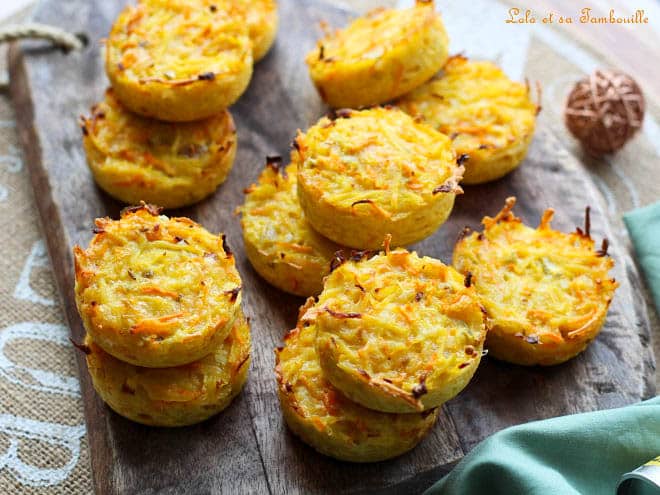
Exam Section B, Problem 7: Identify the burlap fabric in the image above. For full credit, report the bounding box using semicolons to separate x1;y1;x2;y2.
0;0;657;493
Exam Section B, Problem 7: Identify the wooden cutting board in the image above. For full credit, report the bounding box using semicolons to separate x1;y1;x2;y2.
8;0;655;493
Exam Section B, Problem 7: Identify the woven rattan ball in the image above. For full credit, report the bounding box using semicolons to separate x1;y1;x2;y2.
564;70;645;156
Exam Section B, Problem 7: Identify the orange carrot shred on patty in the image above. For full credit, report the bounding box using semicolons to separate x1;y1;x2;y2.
130;312;188;336
140;286;180;299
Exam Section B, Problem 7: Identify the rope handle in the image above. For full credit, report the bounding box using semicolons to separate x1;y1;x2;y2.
0;23;87;52
0;23;86;90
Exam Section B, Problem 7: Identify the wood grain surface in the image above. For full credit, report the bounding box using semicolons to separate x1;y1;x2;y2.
8;0;655;493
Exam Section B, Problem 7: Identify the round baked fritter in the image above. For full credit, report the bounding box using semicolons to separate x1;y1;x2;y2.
81;89;237;209
306;1;448;108
183;0;278;63
240;160;341;297
74;204;242;368
106;0;253;122
86;313;251;427
452;197;618;366
294;107;463;249
275;302;438;462
396;56;539;184
242;0;279;62
307;247;487;413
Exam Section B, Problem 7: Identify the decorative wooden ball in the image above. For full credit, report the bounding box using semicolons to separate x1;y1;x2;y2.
564;70;645;156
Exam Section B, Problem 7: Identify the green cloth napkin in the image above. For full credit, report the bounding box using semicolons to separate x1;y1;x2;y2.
624;201;660;314
425;397;660;495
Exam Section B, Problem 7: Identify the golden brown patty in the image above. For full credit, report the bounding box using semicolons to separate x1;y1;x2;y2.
242;0;279;61
240;160;341;296
306;1;448;108
81;89;236;209
177;0;279;62
308;246;487;413
275;300;438;462
105;0;253;121
86;313;251;426
294;107;463;249
74;204;242;368
396;55;539;184
453;197;618;365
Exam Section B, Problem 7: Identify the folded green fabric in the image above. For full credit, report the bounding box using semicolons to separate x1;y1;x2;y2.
624;201;660;314
425;397;660;495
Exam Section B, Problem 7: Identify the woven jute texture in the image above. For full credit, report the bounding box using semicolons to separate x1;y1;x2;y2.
0;0;657;493
0;94;91;493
